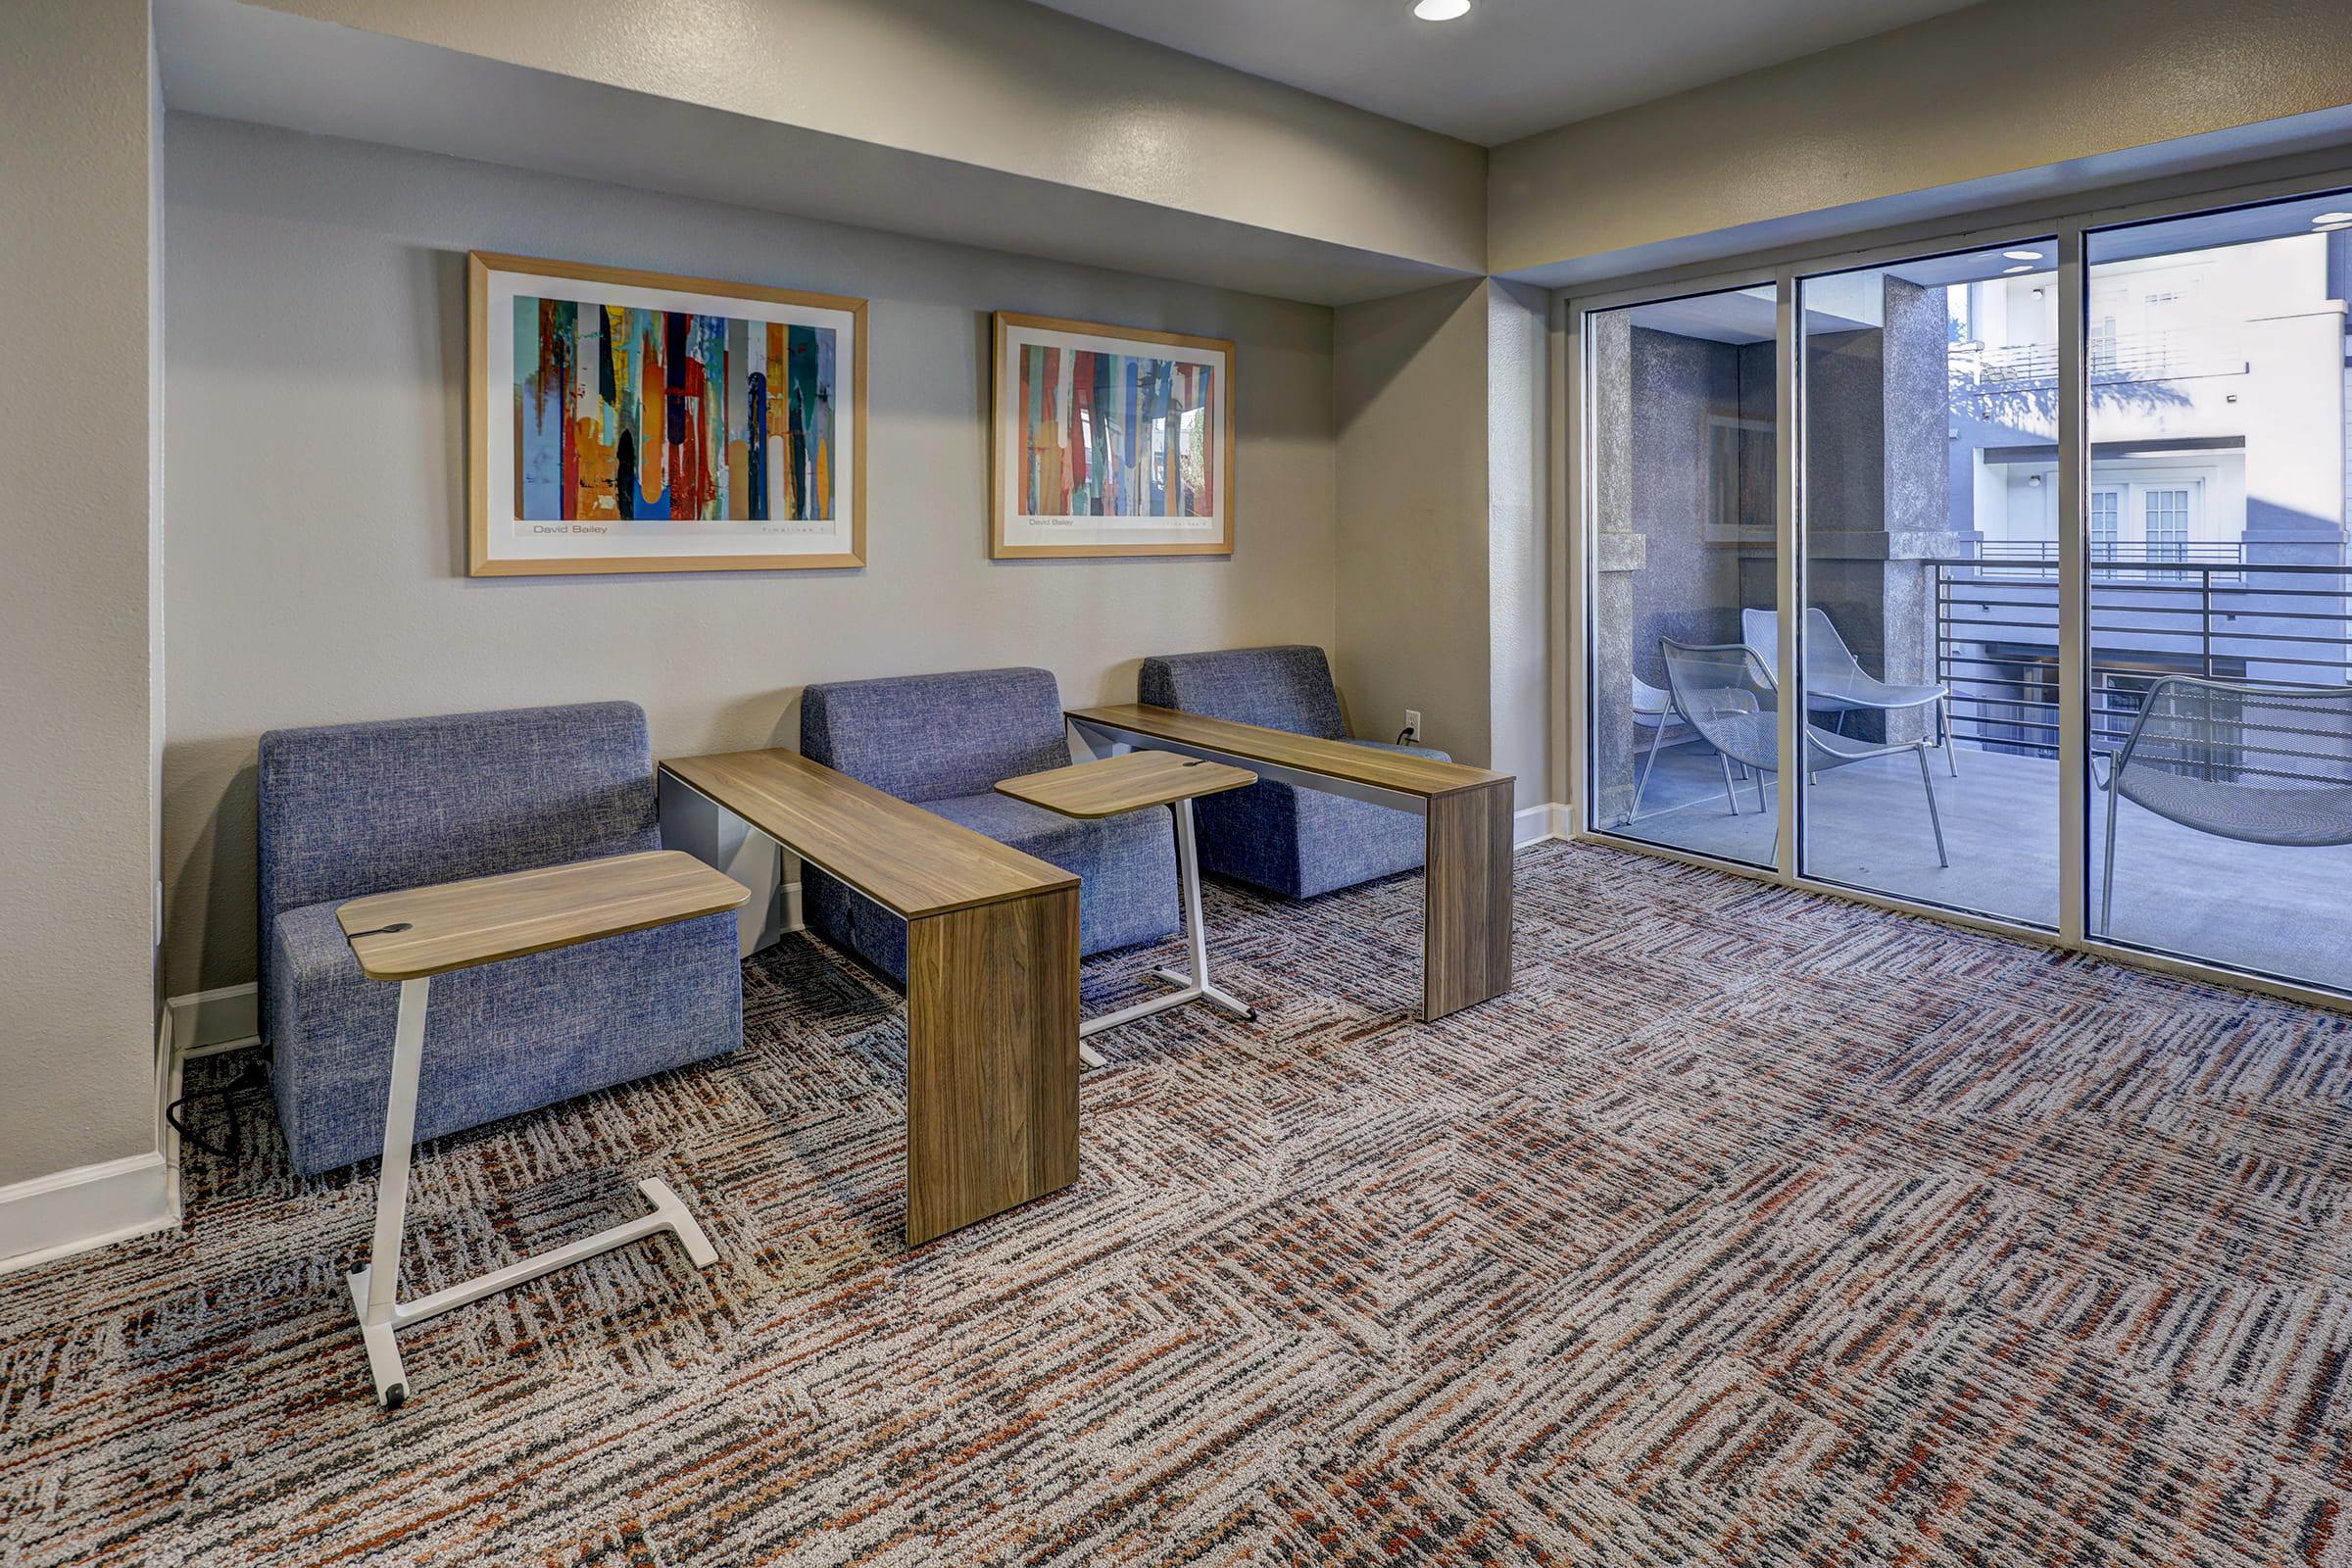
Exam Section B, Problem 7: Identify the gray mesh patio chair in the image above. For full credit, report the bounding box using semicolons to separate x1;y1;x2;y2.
1629;673;1758;823
2096;676;2352;936
1742;608;1958;776
1661;637;1949;867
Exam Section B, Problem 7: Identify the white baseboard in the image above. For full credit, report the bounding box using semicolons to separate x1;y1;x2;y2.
1514;802;1571;847
0;979;181;1277
0;1152;174;1278
169;981;261;1058
0;977;275;1279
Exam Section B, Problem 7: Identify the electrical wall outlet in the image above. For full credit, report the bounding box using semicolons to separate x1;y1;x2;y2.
1403;710;1423;735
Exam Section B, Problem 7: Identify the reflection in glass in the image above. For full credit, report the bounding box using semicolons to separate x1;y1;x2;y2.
1796;243;2061;925
2086;195;2352;991
1586;286;1780;868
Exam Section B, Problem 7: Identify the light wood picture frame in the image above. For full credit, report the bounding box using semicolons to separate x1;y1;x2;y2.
468;252;867;576
990;312;1235;560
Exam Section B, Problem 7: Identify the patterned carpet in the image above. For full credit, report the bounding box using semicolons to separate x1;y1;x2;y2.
6;838;2352;1566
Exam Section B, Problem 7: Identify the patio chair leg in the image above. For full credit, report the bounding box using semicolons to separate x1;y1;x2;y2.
1941;696;1960;776
1912;746;1949;868
1719;753;1741;816
2099;780;2120;937
1753;768;1768;814
1629;722;1661;824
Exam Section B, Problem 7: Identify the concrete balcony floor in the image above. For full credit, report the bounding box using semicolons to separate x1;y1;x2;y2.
1601;737;2352;994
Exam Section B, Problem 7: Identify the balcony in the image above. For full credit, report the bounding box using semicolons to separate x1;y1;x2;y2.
1609;548;2352;991
1936;550;2352;759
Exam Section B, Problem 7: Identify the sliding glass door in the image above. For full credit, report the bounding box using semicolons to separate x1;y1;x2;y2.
2083;191;2352;992
1795;240;2061;927
1582;285;1781;869
1574;169;2352;1004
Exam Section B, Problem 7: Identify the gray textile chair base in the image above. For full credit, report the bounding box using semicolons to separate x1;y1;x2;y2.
257;703;744;1176
799;667;1179;979
1138;645;1444;899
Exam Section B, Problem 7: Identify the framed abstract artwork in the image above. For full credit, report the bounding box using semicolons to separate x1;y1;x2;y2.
990;313;1235;559
468;252;866;575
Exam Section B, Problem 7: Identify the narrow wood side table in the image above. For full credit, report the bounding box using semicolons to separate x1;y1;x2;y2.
334;849;750;1407
997;751;1257;1067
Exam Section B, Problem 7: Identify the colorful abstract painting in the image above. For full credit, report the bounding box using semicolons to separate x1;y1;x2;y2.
993;314;1234;559
471;254;864;575
1016;346;1214;519
514;302;836;524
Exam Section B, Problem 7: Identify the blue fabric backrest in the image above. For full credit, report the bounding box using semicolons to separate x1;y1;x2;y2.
257;702;660;940
801;667;1070;803
1138;647;1349;741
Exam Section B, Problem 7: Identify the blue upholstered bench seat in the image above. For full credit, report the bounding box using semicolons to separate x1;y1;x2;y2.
805;790;1178;983
259;702;744;1176
800;667;1179;983
1140;647;1448;901
268;896;742;1176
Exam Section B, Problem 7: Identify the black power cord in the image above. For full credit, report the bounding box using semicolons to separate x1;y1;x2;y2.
1396;724;1418;746
166;1053;272;1159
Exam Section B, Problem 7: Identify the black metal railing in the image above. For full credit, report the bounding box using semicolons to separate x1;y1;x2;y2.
1972;539;2245;580
1933;555;2352;759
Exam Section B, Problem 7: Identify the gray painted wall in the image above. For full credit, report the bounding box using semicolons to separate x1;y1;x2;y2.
162;114;1341;996
1332;281;1494;770
1331;278;1551;811
1486;280;1551;805
229;0;1486;277
0;0;162;1190
1491;0;2352;279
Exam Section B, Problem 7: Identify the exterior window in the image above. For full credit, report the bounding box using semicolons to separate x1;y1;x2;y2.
2090;489;2120;560
2144;487;2189;575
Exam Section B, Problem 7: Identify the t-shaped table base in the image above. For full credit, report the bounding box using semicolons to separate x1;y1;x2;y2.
346;975;722;1408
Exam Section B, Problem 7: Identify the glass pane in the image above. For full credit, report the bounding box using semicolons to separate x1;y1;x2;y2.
2085;192;2352;992
1795;241;2062;926
1584;285;1781;869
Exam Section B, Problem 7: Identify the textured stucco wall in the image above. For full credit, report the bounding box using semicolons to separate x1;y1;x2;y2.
1624;327;1748;683
0;0;162;1189
162;115;1340;995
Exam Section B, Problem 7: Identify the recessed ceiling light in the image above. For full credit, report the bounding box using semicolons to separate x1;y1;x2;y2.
2311;212;2352;224
1413;0;1471;18
2002;265;2034;274
2002;250;2044;262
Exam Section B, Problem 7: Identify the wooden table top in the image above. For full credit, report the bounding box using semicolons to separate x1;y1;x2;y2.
336;850;750;983
661;748;1077;919
996;750;1257;818
1064;705;1511;800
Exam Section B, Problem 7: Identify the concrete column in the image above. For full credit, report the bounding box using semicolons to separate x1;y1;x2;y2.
1587;310;1643;822
1802;277;1966;743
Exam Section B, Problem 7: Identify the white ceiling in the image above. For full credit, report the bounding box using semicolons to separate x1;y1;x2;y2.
1028;0;1983;147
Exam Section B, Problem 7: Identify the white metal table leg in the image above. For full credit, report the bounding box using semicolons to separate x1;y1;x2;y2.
1080;797;1255;1063
344;975;721;1408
